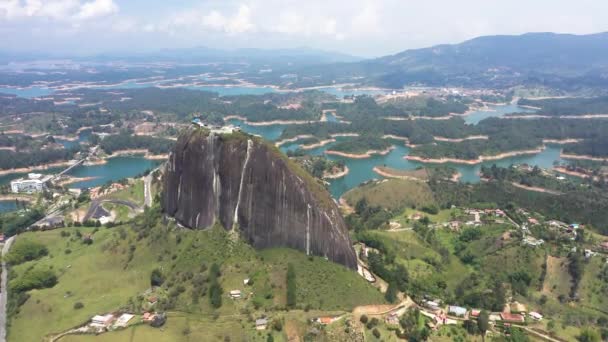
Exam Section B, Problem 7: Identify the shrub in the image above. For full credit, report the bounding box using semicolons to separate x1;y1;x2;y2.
372;328;381;338
150;268;165;287
273;320;283;332
73;302;84;310
360;315;369;324
6;240;48;265
10;268;57;292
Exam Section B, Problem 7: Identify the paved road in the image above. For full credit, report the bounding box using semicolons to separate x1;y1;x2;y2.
144;173;153;208
83;199;140;222
0;236;16;342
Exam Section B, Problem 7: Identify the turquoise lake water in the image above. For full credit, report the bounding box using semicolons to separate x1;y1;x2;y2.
56;129;92;149
0;156;159;190
67;156;161;188
0;85;560;198
464;103;537;124
0;200;19;213
0;86;53;98
229;113;564;198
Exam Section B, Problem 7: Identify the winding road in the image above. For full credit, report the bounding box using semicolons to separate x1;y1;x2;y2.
0;236;16;342
83;199;140;222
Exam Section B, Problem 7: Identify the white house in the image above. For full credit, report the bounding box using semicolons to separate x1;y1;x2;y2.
10;173;48;193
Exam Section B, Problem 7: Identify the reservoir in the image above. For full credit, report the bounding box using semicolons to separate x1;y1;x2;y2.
229;115;565;198
464;103;536;124
0;200;20;213
0;156;160;191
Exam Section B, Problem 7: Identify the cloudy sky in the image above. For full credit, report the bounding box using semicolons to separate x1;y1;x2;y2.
1;0;607;57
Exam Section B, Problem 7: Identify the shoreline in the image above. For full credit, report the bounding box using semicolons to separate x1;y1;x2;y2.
301;139;335;150
55;176;98;186
275;134;314;147
510;181;563;195
325;146;394;159
560;153;608;162
382;134;409;142
542;139;582;145
324;166;349;179
553;167;593;179
109;149;169;160
372;166;425;182
434;135;489;143
503;114;608;120
0;160;74;176
330;133;359;138
0;150;167;177
0;195;35;202
406;147;546;165
224;115;313;126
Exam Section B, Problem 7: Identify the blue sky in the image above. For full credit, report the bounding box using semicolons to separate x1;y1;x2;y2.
1;0;607;57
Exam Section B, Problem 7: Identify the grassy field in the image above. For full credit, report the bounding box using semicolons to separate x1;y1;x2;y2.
364;230;471;292
542;255;572;299
578;256;607;311
107;179;145;205
7;218;383;341
343;179;436;211
8;227;156;342
396;207;456;226
61;312;284;342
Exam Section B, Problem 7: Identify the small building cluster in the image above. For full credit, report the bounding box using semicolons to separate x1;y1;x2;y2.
10;173;50;193
191;117;241;134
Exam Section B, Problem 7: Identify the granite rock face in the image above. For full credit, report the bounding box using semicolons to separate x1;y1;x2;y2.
162;128;357;269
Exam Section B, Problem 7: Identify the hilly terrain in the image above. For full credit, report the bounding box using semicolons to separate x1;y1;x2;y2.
290;32;608;90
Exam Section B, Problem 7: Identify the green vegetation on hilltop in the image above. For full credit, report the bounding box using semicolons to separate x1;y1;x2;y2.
429;174;608;233
99;131;174;155
0;147;81;170
563;138;608;158
328;136;391;154
6;207;383;341
0;207;44;236
518;96;608;116
481;164;585;193
383;95;469;117
409;138;541;160
344;178;436;212
5;238;48;265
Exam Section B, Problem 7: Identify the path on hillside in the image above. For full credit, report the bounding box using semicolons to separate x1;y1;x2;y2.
83;199;140;222
144;173;153;208
510;182;563;196
0;236;16;342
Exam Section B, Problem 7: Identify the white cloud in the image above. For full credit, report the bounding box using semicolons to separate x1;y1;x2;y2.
0;0;117;20
75;0;117;20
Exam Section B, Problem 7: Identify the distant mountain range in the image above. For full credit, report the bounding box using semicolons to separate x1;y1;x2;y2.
0;46;361;66
2;32;608;91
291;32;608;90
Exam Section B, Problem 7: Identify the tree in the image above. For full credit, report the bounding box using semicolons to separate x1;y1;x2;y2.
355;197;368;215
385;282;399;303
209;281;223;308
578;328;601;342
477;310;490;341
286;263;297;309
372;328;381;338
150;268;165;287
463;320;478;335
